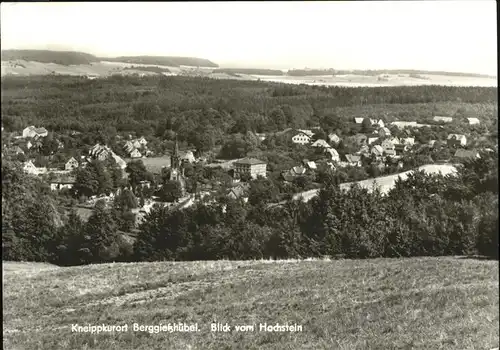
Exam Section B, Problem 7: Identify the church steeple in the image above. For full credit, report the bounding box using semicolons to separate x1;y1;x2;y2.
173;136;179;157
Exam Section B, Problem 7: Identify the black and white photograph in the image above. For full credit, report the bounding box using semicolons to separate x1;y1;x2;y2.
1;1;498;349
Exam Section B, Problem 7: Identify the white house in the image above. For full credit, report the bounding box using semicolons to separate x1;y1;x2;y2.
389;137;401;145
324;148;340;162
22;126;48;139
311;139;331;148
137;137;148;146
374;119;385;128
368;137;379;145
344;154;362;167
328;133;340;144
354;117;364;124
433;116;453;123
130;149;142;158
371;145;384;157
181;150;196;164
378;127;391;138
65;157;79;171
467;118;480;125
381;140;396;156
292;131;311;145
23;160;47;175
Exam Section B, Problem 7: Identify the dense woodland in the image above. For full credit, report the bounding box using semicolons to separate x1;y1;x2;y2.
1;74;498;264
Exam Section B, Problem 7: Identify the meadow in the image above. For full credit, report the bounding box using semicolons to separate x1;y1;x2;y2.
3;257;498;349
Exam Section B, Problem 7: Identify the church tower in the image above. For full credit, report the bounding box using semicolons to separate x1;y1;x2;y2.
169;137;186;195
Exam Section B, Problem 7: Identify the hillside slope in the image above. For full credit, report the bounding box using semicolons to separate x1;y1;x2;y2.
3;257;498;349
1;50;218;68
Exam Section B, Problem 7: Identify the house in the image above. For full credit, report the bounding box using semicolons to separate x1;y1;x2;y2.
302;160;317;170
8;146;25;155
137;137;148;146
368;136;379;145
390;121;417;129
381;140;396;156
328;133;340;144
378;127;391;138
130;149;142;158
65;157;79;171
467;118;480;125
454;149;480;160
389;137;401;145
89;144;111;161
354;117;364;124
371;145;384;157
181;150;196;164
131;140;141;149
227;183;250;201
344;154;362;167
23;160;37;174
233;158;267;179
282;166;307;182
89;144;127;169
324;148;340;162
428;140;437;147
297;129;315;138
23;160;47;175
123;141;135;154
311;139;331;148
374;119;385;128
400;137;415;146
433;116;453;123
49;175;76;191
22;126;48;138
291;131;312;145
14;139;33;151
447;134;467;147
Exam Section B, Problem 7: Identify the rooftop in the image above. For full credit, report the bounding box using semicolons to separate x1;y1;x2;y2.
234;158;266;165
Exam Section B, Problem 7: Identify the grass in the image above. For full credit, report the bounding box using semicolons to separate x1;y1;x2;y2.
3;257;498;349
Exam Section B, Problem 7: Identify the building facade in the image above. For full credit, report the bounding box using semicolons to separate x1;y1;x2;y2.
233;158;267;179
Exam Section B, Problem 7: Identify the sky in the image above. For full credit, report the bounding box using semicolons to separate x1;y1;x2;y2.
0;1;497;75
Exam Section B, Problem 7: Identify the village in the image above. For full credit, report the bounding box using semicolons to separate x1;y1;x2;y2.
1;113;489;228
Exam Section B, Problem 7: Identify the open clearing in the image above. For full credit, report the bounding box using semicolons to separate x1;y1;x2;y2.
3;257;498;349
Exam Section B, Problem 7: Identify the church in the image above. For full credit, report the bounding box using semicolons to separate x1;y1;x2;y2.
169;138;186;196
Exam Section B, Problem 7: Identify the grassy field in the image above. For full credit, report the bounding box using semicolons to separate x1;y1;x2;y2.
2;60;497;87
3;257;498;349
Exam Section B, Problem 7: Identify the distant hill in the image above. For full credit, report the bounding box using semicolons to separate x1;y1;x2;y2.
100;56;218;68
1;49;98;65
213;68;284;76
288;68;495;79
1;50;218;68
